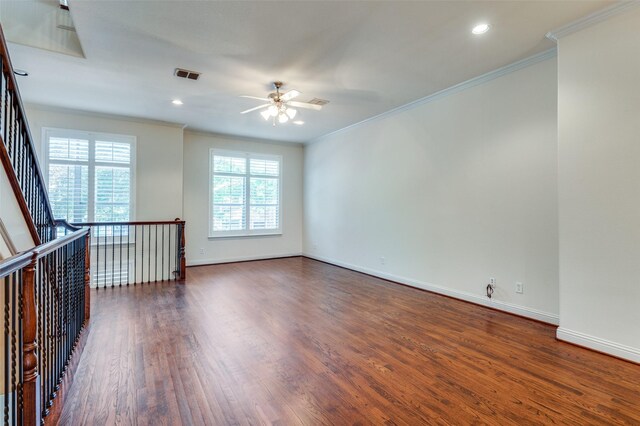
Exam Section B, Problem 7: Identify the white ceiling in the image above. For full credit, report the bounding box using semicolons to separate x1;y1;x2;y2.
3;0;610;143
0;0;84;57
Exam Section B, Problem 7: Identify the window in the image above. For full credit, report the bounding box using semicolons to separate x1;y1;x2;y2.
43;129;135;224
210;150;281;237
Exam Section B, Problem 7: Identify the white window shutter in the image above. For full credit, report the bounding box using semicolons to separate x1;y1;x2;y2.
210;151;281;236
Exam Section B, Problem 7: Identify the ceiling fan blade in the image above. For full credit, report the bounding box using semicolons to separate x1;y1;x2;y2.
240;95;270;101
288;100;322;111
280;89;300;102
240;104;270;114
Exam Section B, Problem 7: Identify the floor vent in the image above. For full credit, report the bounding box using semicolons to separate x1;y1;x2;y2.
174;68;201;80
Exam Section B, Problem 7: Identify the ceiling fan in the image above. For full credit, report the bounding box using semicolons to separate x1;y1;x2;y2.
240;81;322;125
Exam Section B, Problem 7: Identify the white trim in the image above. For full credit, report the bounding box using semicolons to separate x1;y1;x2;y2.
557;327;640;363
304;253;559;325
208;232;282;239
545;1;640;42
187;252;301;267
308;48;557;144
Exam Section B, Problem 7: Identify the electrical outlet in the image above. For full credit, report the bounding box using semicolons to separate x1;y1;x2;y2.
380;256;386;265
490;277;496;285
515;282;523;294
199;248;204;255
312;244;318;251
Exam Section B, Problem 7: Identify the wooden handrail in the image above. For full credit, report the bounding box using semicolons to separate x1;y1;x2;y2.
55;219;83;232
35;227;89;256
73;220;186;226
0;228;89;278
0;245;32;275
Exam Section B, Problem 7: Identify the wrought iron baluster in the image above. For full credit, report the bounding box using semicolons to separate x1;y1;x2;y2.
141;225;145;284
134;225;138;285
168;224;172;281
119;224;123;286
148;224;151;284
162;224;165;281
155;224;158;282
126;225;130;286
4;275;11;425
10;273;17;424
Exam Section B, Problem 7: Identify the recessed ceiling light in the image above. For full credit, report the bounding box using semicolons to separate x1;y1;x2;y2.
472;23;490;35
293;121;304;125
172;99;183;105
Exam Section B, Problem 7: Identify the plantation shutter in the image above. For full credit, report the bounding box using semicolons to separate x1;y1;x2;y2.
47;137;90;223
94;141;132;222
210;151;281;236
45;130;135;224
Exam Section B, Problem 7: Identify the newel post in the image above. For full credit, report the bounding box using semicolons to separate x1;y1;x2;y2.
176;218;186;280
84;232;91;321
22;254;41;425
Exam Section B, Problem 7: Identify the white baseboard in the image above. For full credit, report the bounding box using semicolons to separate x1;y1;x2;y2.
556;327;640;364
304;253;559;325
187;252;302;267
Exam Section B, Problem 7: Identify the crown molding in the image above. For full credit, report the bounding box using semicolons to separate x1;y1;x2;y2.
546;1;640;42
184;128;304;146
308;48;557;144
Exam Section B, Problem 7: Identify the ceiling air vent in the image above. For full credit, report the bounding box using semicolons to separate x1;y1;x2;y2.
174;68;201;80
307;98;330;106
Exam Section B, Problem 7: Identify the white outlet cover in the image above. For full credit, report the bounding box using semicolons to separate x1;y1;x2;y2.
516;282;523;294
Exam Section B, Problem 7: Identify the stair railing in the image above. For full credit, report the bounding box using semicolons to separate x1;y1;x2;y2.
70;219;187;288
1;226;90;425
0;24;56;245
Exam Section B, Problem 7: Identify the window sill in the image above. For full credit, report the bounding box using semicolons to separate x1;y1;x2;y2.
208;232;282;240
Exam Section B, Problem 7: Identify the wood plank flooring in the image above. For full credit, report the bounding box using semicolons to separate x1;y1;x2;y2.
59;257;640;425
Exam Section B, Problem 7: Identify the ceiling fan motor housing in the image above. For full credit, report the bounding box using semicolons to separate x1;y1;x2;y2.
239;81;323;121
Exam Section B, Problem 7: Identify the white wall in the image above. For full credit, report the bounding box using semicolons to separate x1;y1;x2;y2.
556;8;640;362
183;131;303;265
304;58;559;323
25;105;184;221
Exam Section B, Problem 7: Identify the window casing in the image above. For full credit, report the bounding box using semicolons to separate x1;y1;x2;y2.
42;128;136;224
210;149;282;237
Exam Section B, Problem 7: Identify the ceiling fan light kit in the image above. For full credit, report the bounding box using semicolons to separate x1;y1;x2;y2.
241;81;324;126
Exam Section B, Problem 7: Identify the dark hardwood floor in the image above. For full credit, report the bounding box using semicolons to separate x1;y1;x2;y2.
59;257;640;425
